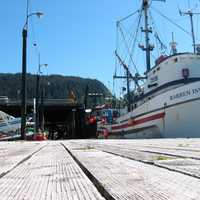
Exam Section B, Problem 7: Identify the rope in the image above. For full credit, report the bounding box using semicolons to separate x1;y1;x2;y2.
117;10;140;24
128;8;143;68
152;6;191;36
118;24;139;73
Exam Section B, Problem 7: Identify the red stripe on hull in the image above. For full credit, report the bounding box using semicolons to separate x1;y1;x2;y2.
112;112;165;130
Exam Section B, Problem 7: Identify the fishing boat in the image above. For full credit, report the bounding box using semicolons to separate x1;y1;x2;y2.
97;0;200;139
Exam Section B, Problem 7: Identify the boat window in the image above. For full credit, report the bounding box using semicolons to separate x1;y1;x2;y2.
174;58;178;62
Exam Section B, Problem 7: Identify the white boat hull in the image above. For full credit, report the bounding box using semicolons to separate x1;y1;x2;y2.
98;81;200;139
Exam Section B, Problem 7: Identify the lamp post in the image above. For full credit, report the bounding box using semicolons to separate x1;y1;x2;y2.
40;81;51;132
21;0;43;140
35;54;48;133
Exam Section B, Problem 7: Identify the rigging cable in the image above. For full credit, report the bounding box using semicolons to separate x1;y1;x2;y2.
119;23;136;59
149;11;168;54
118;23;139;74
152;6;191;36
113;22;119;97
119;22;139;63
117;10;142;62
128;8;143;67
115;6;145;94
114;22;119;77
116;8;143;75
117;10;140;24
128;8;146;84
129;7;145;84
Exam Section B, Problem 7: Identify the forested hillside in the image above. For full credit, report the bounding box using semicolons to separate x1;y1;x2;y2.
0;73;110;104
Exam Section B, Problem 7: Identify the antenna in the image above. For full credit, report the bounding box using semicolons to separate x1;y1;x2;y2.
179;8;200;53
169;32;177;55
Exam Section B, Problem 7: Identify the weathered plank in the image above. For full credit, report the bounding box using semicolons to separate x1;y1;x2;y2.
0;141;47;177
1;139;200;200
67;139;200;178
63;141;200;200
92;143;200;178
0;142;105;200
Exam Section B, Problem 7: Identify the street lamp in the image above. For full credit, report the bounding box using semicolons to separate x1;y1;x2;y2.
21;0;43;140
35;54;48;133
40;80;51;132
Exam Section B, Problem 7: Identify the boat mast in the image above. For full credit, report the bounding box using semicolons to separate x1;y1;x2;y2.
139;0;154;71
139;0;154;72
140;0;166;71
179;9;200;54
144;0;151;71
190;12;196;53
115;51;132;112
114;51;147;112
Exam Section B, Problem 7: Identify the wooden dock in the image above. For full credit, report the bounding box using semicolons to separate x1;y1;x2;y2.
1;139;200;199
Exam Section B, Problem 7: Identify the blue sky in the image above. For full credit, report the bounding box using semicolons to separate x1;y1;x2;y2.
0;0;200;92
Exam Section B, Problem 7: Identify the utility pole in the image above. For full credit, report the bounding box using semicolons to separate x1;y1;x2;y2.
72;109;76;139
33;98;36;134
36;53;41;133
21;0;43;139
35;53;48;133
21;27;27;140
40;85;45;131
179;9;200;53
35;66;40;132
84;85;89;110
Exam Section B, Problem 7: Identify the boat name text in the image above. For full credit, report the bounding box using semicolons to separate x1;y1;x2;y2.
170;87;200;100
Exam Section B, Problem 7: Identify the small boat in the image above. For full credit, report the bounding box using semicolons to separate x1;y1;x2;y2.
0;111;21;140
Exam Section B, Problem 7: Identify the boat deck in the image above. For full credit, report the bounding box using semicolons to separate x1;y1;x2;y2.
1;139;200;199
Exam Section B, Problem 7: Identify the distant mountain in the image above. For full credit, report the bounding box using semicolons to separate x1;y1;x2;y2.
0;73;111;105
